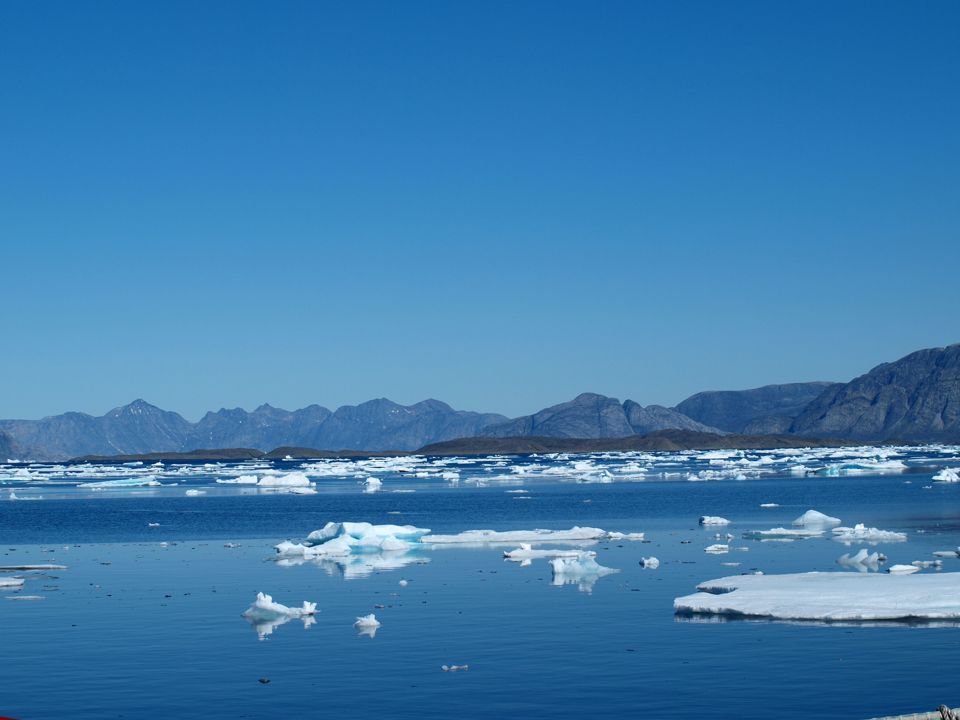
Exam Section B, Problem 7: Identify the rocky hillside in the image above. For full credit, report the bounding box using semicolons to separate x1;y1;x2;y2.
676;382;838;434
790;344;960;441
482;393;719;439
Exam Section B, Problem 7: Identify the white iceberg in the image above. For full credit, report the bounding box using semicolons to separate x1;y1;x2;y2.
675;572;960;621
831;524;907;544
792;510;841;526
362;477;382;493
277;522;431;559
699;516;730;526
550;554;618;590
933;468;960;483
640;557;660;569
242;592;318;640
354;613;381;637
258;472;312;488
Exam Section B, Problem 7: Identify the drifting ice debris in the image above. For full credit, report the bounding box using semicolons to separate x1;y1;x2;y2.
640;557;660;569
742;528;823;540
185;489;206;496
423;527;637;544
933;549;960;558
933;468;960;483
354;614;381;638
148;523;160;527
837;549;882;572
550;554;618;590
257;472;312;488
399;579;408;587
704;544;729;554
887;564;920;575
503;544;586;562
216;475;259;484
0;577;25;588
441;665;469;672
242;592;317;620
363;477;382;493
79;477;162;488
792;510;841;527
912;560;943;569
242;592;317;641
674;571;960;621
0;564;66;571
760;503;779;508
277;522;432;559
699;516;730;526
831;524;907;544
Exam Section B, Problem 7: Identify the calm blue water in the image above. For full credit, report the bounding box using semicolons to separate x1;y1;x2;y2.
2;450;959;719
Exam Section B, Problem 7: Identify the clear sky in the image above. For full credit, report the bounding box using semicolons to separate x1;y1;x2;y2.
2;1;958;421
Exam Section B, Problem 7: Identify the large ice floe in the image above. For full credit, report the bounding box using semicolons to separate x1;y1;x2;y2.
241;592;317;640
831;524;907;544
674;572;960;621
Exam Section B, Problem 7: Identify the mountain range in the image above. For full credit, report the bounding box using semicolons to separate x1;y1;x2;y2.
2;343;958;460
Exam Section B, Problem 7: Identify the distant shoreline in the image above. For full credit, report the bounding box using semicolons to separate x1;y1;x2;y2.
64;429;890;463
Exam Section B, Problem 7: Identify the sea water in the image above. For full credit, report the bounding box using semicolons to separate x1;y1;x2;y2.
1;446;959;719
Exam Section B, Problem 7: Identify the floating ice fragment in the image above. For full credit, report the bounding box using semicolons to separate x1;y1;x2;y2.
148;523;160;528
699;516;730;526
354;613;381;637
242;592;317;620
912;560;943;569
79;477;162;488
424;527;615;544
887;564;920;575
743;527;823;539
0;577;25;588
793;510;841;527
704;544;729;554
550;554;618;590
399;579;408;587
217;475;259;485
760;503;779;508
258;472;312;488
441;665;469;672
831;524;907;544
674;572;960;621
933;468;960;483
503;543;587;562
363;477;382;493
640;557;660;569
933;549;960;558
185;489;206;496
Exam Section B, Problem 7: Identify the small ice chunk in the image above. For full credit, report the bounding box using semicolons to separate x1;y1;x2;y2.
503;544;586;561
743;527;824;539
185;489;206;496
887;564;920;575
354;613;381;637
242;592;317;620
760;503;779;508
148;522;160;527
704;544;729;554
837;548;881;572
549;554;618;586
912;560;943;569
640;557;660;569
424;527;609;544
0;577;25;588
362;477;382;493
933;549;960;558
398;579;408;587
699;516;730;526
793;510;841;526
216;475;259;485
441;664;469;672
258;472;312;488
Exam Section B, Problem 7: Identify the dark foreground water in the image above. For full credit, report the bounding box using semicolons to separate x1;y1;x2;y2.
2;450;960;719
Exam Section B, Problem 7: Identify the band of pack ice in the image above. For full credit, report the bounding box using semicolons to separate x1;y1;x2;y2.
674;572;960;621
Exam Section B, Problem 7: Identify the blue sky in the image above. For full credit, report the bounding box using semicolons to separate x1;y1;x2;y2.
2;1;958;420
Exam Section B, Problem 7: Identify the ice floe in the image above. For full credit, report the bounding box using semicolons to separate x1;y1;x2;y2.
831;524;907;544
743;527;824;540
640;557;660;569
933;468;960;483
674;572;960;621
0;577;25;588
550;554;618;591
354;613;381;637
704;544;729;554
362;477;382;493
423;527;635;544
242;592;318;640
699;516;730;526
503;544;586;563
258;472;313;488
887;564;920;575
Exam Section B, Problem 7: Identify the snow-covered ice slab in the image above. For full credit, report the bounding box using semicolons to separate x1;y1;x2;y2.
699;516;730;526
0;577;25;588
793;509;841;526
933;468;960;483
675;572;960;621
831;524;907;544
258;472;313;488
